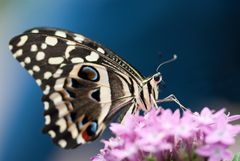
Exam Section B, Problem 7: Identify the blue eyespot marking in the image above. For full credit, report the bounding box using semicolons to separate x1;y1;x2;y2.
78;66;99;81
86;121;98;136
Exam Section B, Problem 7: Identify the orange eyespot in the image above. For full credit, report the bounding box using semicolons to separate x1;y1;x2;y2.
82;121;98;141
82;131;91;141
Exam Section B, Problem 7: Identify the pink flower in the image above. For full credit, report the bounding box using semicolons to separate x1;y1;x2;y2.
205;116;240;145
92;107;240;161
196;143;232;161
175;110;196;138
137;128;172;153
158;109;180;134
110;114;143;142
110;143;139;161
91;154;106;161
193;107;216;125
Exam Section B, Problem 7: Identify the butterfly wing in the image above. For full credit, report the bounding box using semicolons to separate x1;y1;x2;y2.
23;27;145;83
41;63;135;149
9;28;141;149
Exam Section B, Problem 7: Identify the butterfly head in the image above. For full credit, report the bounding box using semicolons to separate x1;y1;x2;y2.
153;72;162;83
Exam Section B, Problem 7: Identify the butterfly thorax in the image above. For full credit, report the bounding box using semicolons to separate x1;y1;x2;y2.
136;73;162;111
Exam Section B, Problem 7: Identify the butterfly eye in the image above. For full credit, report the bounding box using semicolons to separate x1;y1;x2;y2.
154;74;161;82
78;66;99;81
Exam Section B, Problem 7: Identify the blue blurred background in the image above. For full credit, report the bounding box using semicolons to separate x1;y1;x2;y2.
1;0;240;161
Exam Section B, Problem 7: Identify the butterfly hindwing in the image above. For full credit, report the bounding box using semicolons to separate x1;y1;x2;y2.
41;63;135;148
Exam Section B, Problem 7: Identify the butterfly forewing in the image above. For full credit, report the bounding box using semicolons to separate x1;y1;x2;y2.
23;27;144;83
9;28;143;149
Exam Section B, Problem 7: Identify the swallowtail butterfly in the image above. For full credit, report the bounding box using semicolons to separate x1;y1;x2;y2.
9;28;181;149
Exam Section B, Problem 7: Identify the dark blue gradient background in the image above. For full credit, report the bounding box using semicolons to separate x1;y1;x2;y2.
1;1;240;161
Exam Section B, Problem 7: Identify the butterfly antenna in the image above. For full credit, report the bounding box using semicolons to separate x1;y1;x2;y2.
156;54;177;72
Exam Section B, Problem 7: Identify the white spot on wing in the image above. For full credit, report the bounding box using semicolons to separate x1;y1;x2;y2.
17;35;28;47
28;70;33;75
13;49;23;58
74;34;85;42
41;43;47;49
44;101;49;110
45;36;58;46
49;92;62;105
97;47;105;54
48;130;56;138
53;69;63;78
54;78;65;90
71;57;84;63
67;41;76;45
45;115;51;125
56;103;68;117
55;31;67;38
48;57;64;65
36;79;42;86
60;64;66;67
24;57;31;64
20;62;25;67
85;51;99;62
31;29;39;33
56;118;67;133
65;46;75;59
33;65;40;72
36;51;45;61
44;71;52;79
58;139;67;148
43;85;50;95
30;44;38;52
9;45;13;50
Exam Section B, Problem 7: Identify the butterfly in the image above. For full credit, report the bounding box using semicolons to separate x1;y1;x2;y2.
9;27;182;149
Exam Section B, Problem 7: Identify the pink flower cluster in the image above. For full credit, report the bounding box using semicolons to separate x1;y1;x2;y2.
92;107;240;161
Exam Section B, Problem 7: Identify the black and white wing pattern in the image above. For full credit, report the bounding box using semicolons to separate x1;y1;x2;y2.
9;28;144;149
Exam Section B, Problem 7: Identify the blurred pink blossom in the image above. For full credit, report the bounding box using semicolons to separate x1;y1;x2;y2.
91;107;240;161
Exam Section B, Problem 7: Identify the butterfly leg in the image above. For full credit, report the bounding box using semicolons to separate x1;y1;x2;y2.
151;94;159;109
157;94;189;111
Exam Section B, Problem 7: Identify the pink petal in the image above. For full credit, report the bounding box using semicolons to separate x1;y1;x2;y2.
228;115;240;122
